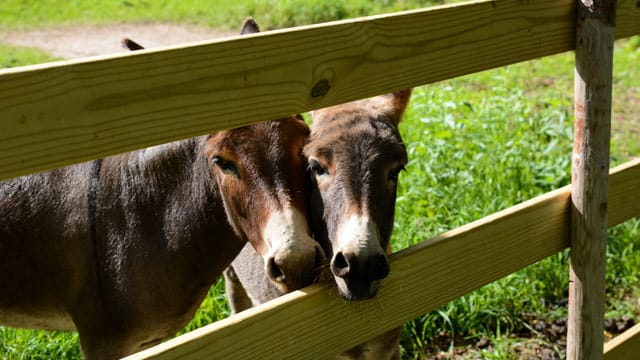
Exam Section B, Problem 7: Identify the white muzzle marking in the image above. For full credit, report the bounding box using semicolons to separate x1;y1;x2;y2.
333;214;385;297
336;214;382;256
262;207;315;262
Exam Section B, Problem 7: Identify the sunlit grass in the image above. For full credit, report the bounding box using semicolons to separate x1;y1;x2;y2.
0;44;61;69
0;0;455;31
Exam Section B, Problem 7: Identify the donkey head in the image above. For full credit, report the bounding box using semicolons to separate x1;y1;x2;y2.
205;116;323;293
121;18;324;293
305;90;411;300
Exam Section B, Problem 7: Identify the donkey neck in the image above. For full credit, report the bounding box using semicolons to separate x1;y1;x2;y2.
98;136;244;281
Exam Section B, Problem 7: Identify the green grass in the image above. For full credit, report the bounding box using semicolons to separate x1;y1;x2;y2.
178;278;231;334
0;328;81;360
1;1;639;358
0;0;452;31
0;44;61;69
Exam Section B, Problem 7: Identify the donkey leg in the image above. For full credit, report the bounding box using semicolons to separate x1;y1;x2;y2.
225;243;285;313
76;328;140;360
223;265;254;314
71;298;142;360
76;316;161;360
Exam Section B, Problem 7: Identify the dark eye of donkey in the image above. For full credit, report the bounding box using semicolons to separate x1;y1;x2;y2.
308;159;329;177
388;165;406;183
212;156;239;176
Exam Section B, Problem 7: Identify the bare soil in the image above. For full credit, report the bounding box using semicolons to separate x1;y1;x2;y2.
2;23;234;59
424;311;637;359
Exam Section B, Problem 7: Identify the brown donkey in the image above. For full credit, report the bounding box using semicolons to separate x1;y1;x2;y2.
0;19;322;360
224;37;411;356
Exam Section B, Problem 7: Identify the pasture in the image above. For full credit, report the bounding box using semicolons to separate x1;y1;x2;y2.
1;0;639;358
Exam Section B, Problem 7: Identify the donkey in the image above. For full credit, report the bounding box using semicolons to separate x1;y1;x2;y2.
224;43;411;357
0;19;322;360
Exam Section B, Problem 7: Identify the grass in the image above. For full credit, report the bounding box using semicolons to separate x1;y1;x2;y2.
0;44;61;69
0;328;81;360
0;0;452;31
1;1;639;359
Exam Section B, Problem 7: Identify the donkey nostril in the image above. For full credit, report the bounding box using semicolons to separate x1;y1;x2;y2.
266;257;285;283
331;252;350;278
372;254;390;280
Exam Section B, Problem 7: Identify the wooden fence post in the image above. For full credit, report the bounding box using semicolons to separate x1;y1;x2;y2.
567;0;617;359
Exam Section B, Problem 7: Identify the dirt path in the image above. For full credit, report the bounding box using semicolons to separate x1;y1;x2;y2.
2;23;234;59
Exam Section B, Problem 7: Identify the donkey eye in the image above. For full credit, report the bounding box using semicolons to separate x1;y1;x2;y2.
388;165;406;183
308;159;329;177
212;156;239;176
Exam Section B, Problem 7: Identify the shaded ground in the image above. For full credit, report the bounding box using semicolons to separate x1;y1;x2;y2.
424;305;638;359
2;23;233;59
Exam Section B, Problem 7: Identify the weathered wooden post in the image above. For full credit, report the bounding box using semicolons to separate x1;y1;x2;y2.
567;0;617;358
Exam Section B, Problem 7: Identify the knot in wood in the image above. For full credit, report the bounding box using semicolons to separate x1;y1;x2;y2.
311;79;330;98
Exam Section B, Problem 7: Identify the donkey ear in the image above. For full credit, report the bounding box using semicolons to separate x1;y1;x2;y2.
310;89;412;127
240;17;261;35
121;38;145;51
294;114;311;133
380;89;412;126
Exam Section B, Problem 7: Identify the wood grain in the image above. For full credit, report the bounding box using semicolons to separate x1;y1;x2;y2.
1;0;639;180
567;1;617;358
124;159;640;360
604;323;640;359
607;158;640;227
616;0;640;38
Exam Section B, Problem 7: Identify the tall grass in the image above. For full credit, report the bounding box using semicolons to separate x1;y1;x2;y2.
1;1;639;358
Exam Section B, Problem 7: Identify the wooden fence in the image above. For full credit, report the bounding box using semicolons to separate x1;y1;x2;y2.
1;0;639;358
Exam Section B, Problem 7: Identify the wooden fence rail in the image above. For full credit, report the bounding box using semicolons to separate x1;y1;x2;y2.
604;323;640;359
0;0;638;180
1;0;639;358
